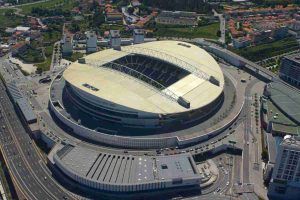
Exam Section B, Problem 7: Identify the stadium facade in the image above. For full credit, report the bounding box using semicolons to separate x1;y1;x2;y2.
49;41;233;148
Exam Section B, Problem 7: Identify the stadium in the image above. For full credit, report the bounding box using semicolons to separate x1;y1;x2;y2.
49;41;236;148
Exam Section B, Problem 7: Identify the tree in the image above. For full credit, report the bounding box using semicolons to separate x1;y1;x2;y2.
69;22;80;33
4;9;15;17
261;149;269;161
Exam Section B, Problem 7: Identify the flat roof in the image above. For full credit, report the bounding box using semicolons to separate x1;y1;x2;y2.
267;82;300;124
284;53;300;64
56;145;200;185
16;98;37;123
6;81;23;101
265;100;300;135
63;41;224;114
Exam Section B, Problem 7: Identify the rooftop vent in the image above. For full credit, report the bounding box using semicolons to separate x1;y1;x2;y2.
161;164;168;169
178;43;191;48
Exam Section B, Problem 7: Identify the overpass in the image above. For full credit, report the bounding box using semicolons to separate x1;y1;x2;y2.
193;39;276;82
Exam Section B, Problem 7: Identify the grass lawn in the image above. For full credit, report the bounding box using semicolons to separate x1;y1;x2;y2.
19;0;75;15
232;37;299;62
35;56;51;72
63;52;84;62
0;9;23;29
153;23;220;39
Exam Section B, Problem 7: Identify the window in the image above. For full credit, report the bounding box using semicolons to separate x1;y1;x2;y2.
275;186;286;194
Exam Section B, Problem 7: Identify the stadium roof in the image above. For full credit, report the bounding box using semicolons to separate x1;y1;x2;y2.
267;82;300;124
55;145;200;185
63;41;224;114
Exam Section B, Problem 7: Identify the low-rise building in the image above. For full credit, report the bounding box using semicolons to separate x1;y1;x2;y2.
156;10;198;26
11;42;27;57
232;37;251;49
61;34;73;56
109;30;121;50
273;26;288;39
105;4;123;23
86;31;97;53
52;145;201;193
289;20;300;31
133;29;144;44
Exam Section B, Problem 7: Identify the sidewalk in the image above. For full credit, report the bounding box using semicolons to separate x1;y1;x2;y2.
249;81;268;200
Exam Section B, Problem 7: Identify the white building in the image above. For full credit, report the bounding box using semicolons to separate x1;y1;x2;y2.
53;145;201;193
109;30;121;50
62;34;73;55
86;31;97;53
133;29;144;44
268;135;300;200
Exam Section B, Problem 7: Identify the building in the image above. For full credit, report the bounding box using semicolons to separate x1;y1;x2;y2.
11;42;27;57
262;82;300;136
268;135;300;200
109;30;121;50
289;20;300;31
61;34;73;56
53;145;201;193
49;41;225;148
232;37;251;49
273;26;288;39
133;29;144;44
105;4;123;23
86;31;97;53
155;11;198;26
279;54;300;87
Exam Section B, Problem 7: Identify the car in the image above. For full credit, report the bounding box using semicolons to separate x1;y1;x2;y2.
216;188;221;192
226;182;229;186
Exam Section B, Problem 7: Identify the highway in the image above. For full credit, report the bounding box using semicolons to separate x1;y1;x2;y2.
0;80;74;200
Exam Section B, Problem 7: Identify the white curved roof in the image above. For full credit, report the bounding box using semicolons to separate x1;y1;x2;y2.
63;40;224;114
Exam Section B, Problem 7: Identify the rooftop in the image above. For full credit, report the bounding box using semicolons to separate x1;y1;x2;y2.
266;82;300;124
283;53;300;64
265;100;300;135
282;136;300;148
63;41;224;114
16;98;37;123
55;145;200;185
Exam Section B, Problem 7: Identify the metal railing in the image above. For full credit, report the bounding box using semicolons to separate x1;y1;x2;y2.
86;61;180;103
122;46;213;82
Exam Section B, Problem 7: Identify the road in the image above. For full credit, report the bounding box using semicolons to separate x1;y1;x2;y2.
241;79;259;184
0;0;50;9
212;9;226;44
0;80;74;200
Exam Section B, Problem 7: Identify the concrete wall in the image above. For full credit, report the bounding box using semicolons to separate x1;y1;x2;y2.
49;72;242;149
